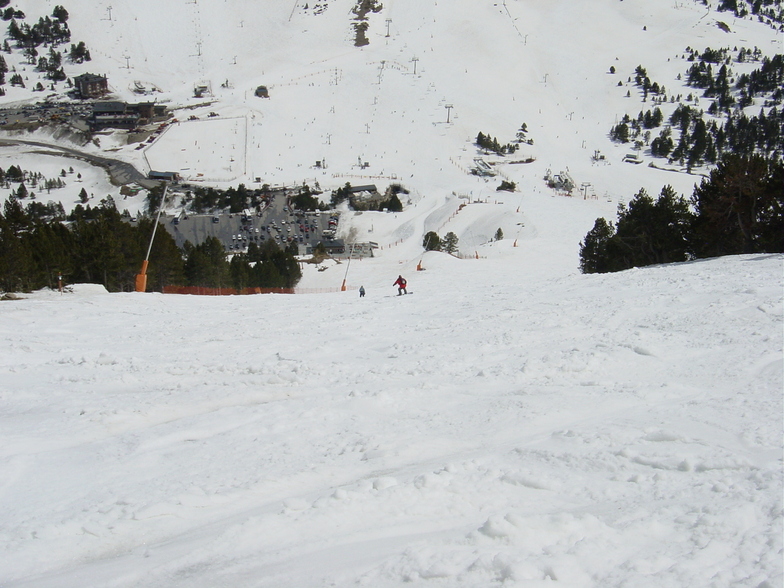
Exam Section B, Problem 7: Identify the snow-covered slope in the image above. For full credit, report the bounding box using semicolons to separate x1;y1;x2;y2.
5;0;783;216
3;0;780;279
3;0;779;280
1;253;782;587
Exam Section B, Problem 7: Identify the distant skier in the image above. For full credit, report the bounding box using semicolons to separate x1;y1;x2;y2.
359;285;365;297
393;275;407;296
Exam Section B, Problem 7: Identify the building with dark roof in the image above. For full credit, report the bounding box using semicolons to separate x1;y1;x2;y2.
91;102;138;130
90;101;169;131
345;184;385;210
148;171;180;182
74;73;108;99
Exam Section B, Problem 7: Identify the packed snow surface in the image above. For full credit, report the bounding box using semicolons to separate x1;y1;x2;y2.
1;253;782;587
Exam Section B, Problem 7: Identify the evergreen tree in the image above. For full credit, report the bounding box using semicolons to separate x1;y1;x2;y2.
579;186;694;273
141;218;185;291
579;217;616;274
384;192;403;212
246;239;301;288
7;18;20;39
22;46;37;65
47;46;60;68
691;154;784;256
291;184;325;212
68;41;89;63
612;186;694;268
650;128;674;157
442;231;459;253
70;205;128;290
3;194;29;232
494;228;504;241
184;236;229;288
229;254;252;291
330;182;351;207
688;118;708;167
52;5;69;22
0;221;35;291
423;231;441;251
6;165;22;182
145;184;165;215
28;221;73;289
610;122;630;143
496;180;516;192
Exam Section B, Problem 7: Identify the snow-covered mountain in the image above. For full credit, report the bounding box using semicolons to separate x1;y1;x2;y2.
1;0;781;278
0;1;782;586
2;0;782;213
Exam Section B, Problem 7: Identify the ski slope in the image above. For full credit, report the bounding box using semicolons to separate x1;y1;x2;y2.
5;0;782;223
1;253;781;587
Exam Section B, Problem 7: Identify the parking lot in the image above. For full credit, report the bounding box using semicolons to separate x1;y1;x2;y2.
0;101;92;129
160;192;339;254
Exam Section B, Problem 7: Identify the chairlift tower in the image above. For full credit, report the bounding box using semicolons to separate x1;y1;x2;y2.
445;104;454;124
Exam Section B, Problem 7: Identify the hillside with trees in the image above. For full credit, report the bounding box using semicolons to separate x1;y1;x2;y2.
579;154;784;273
0;197;302;292
610;49;783;171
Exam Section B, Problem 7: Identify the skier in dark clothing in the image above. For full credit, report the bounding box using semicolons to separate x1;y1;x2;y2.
393;275;407;295
359;286;365;297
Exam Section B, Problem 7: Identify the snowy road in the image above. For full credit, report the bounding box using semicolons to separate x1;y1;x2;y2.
0;138;155;187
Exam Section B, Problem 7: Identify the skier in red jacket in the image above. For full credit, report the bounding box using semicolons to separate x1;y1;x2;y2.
393;275;407;296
